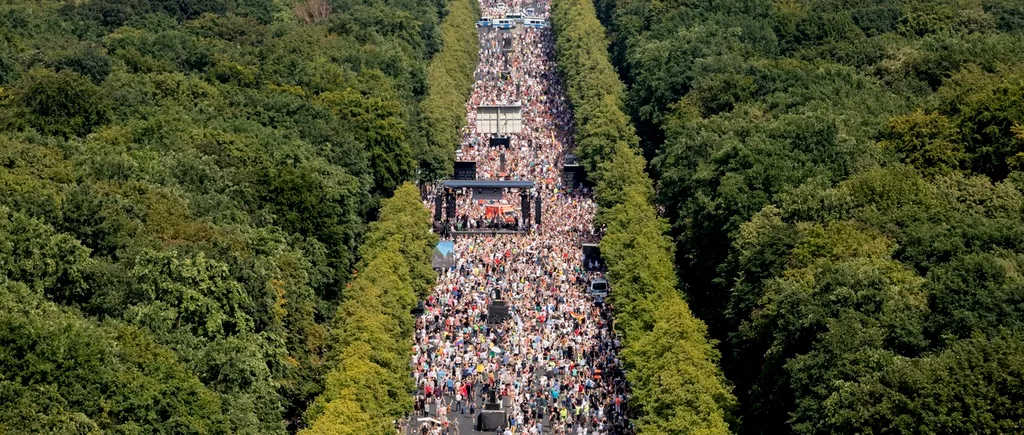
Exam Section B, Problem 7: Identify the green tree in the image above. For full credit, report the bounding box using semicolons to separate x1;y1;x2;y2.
0;207;91;305
598;0;1024;433
319;87;414;196
5;68;109;138
823;335;1024;434
552;0;736;432
0;0;457;430
302;184;433;431
880;109;965;176
934;69;1024;180
51;44;113;84
417;0;480;181
0;279;231;434
625;293;735;434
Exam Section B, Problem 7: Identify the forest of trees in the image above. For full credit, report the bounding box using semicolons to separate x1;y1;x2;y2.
0;0;476;432
594;0;1024;433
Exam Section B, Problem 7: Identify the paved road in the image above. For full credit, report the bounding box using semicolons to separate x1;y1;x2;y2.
407;2;631;435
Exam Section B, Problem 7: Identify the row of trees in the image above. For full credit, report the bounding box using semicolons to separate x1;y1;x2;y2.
597;0;1024;432
0;0;471;432
418;0;481;181
549;0;734;433
300;183;437;434
297;0;479;430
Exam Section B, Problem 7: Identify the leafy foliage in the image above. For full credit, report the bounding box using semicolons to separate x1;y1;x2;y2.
418;0;481;181
4;68;110;138
596;0;1024;433
0;0;466;432
0;276;230;434
301;184;436;434
551;0;735;433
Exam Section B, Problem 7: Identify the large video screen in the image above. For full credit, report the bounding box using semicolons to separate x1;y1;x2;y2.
432;241;456;270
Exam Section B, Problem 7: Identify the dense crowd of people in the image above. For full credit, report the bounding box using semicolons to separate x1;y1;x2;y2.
410;1;630;434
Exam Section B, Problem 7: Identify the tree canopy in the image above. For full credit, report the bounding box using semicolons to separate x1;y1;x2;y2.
301;183;436;434
596;0;1024;432
551;0;736;432
0;0;473;431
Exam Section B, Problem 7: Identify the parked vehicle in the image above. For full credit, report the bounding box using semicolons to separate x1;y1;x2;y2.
505;12;525;23
524;18;546;29
476;17;494;27
589;277;609;303
495;18;516;29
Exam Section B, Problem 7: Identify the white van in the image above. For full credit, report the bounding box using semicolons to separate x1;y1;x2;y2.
505;12;524;22
476;16;494;27
495;18;516;29
524;18;546;28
